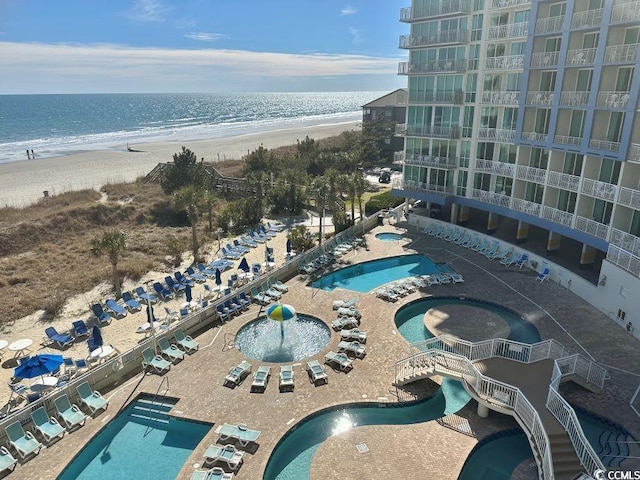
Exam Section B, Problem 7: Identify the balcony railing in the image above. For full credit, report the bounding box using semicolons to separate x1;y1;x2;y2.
612;1;640;23
406;125;461;139
559;91;590;107
395;123;407;135
618;186;640;210
607;244;640;278
485;55;524;70
471;188;511;208
394;151;404;164
474;159;516;176
400;0;471;21
512;198;542;216
581;178;618;202
399;30;469;48
610;228;640;257
530;51;559;68
589;139;620;152
547;171;580;192
522;132;548;142
480;90;520;105
396;179;454;197
405;153;458;169
526;91;554;105
575;216;610;240
516;165;547;184
541;206;575;227
604;43;640;63
535;15;564;34
596;91;632;109
566;48;597;66
477;128;516;143
487;22;528;40
553;135;582;147
571;8;603;28
628;144;640;163
491;0;530;9
409;90;464;104
398;59;467;75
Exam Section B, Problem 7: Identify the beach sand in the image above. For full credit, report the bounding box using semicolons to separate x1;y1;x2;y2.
0;120;360;208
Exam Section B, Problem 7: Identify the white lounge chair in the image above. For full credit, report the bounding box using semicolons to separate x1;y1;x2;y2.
30;407;66;443
142;348;171;374
306;360;328;385
5;421;42;459
340;328;367;343
331;316;359;331
251;366;271;391
338;340;366;359
0;447;17;473
76;381;109;414
336;306;361;319
324;351;353;372
279;365;294;391
204;443;244;470
216;423;261;447
224;361;252;387
332;297;358;310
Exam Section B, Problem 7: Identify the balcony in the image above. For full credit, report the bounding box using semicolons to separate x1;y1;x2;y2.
395;179;454;197
581;178;618;202
474;159;516;176
471;188;511;208
589;139;620;152
611;1;640;24
400;1;471;22
596;91;632;109
604;43;640;64
541;206;575;227
618;186;640;210
628;144;640;163
477;128;516;143
480;91;520;105
485;55;524;70
522;132;549;142
405;125;461;139
409;90;464;104
607;244;640;278
404;153;458;169
571;8;603;29
526;91;554;105
610;228;640;257
398;59;467;75
535;16;564;35
491;0;530;9
394;151;404;164
516;165;547;184
547;171;580;192
566;48;597;66
512;198;542;216
530;51;559;68
487;22;528;40
399;30;469;49
553;135;582;147
575;216;610;240
559;91;590;107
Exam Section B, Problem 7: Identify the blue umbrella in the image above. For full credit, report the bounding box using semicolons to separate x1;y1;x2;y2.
92;325;104;349
215;268;222;286
185;284;193;303
238;257;250;273
14;354;64;379
286;239;292;254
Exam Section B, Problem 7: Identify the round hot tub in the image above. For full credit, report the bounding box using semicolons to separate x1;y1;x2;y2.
375;232;404;242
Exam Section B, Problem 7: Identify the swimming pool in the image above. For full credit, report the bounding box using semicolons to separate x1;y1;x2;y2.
234;315;331;362
375;232;404;242
311;254;441;292
59;395;211;480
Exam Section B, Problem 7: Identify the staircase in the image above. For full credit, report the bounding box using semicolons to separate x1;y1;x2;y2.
548;433;583;480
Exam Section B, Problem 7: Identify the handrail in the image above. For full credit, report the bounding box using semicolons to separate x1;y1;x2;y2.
145;376;170;436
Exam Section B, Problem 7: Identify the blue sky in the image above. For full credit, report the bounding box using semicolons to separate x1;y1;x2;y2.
0;0;408;94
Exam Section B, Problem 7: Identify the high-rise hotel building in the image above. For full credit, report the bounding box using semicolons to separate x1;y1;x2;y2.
393;0;640;332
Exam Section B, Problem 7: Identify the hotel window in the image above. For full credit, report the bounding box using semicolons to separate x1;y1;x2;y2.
588;0;603;9
490;12;509;27
576;69;593;91
563;153;583;175
471;14;483;42
474;173;491;191
513;10;529;24
484;74;501;91
465;74;477;103
549;2;566;17
468;44;480;70
463;106;474;138
457;170;468;196
540;71;556;91
616;67;634;92
429;168;448;187
534;109;551;134
592;200;613;225
599;158;621;185
499;144;517;164
473;0;484;10
481;107;498;128
487;44;506;58
525;182;544;203
606;112;625;144
624;27;640;45
569;110;585;138
530;148;549;169
557;190;577;213
545;37;561;53
460;141;470;168
495;176;512;195
506;73;520;91
477;142;495;160
502;108;517;131
582;32;599;50
630;211;640;237
511;42;526;56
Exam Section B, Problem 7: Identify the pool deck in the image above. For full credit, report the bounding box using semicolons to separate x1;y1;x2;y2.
14;221;640;480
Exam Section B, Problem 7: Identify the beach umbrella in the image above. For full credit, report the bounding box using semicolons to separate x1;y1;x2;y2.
185;284;193;303
286;239;292;254
266;303;297;338
215;268;222;287
91;325;104;352
14;354;64;380
238;257;250;273
146;301;158;352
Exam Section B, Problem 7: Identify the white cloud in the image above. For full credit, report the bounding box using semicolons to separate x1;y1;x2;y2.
174;18;196;29
341;5;357;16
349;27;362;45
124;0;171;22
184;32;229;42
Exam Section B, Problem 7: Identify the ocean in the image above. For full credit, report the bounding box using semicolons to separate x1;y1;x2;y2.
0;91;383;165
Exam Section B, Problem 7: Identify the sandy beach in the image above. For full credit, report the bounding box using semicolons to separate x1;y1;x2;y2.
0;120;360;208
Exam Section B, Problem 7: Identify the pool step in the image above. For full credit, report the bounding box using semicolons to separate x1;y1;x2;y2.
128;398;175;425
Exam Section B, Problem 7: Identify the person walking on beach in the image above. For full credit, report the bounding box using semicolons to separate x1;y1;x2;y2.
31;149;35;159
26;149;30;160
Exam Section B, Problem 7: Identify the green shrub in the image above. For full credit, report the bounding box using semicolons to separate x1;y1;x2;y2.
42;294;66;319
364;190;403;216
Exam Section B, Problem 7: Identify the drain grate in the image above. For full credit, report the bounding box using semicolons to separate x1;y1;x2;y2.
487;321;496;326
356;443;369;454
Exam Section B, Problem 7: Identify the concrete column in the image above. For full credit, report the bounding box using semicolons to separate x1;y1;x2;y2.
579;243;596;269
458;205;470;226
477;402;489;418
487;212;498;234
546;231;561;256
450;203;459;224
516;221;529;244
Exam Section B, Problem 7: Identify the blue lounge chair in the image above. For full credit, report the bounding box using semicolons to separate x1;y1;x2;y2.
77;381;109;414
240;235;258;248
165;276;186;294
153;282;174;301
216;305;231;322
44;326;74;349
174;329;199;353
71;320;90;338
217;423;261;446
239;292;252;307
232;295;250;310
121;291;143;312
135;287;158;305
31;406;66;443
0;447;17;473
536;267;550;282
141;348;171;374
221;247;242;260
231;240;250;254
5;421;42;459
515;253;529;269
91;303;112;325
54;394;88;430
197;263;218;278
500;252;519;267
105;299;128;319
185;266;207;283
175;271;195;287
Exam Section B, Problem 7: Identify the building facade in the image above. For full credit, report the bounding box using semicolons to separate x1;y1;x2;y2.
362;89;408;162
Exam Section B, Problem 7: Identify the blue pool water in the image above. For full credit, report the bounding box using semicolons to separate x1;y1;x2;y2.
374;232;405;242
59;396;211;480
235;315;331;362
394;296;541;345
263;378;471;480
311;254;441;292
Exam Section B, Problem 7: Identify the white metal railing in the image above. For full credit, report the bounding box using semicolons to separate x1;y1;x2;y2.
405;153;458;169
400;0;472;21
398;59;468;75
477;128;516;142
560;91;590;107
629;144;640;163
596;91;631;109
512;197;542;216
526;90;553;105
631;384;640;419
474;159;516;176
541;206;575;227
618;186;640;210
399;30;469;48
581;178;618;201
491;0;530;8
394;151;404;163
471;188;511;208
516;165;547;184
567;47;597;65
522;131;548;142
394;179;454;197
485;54;524;70
571;8;603;28
487;22;528;40
589;139;620;152
530;51;559;68
554;135;582;146
409;90;464;104
610;228;640;257
604;43;640;63
547;171;580;192
535;15;564;34
406;125;461;139
612;1;640;23
575;215;610;240
480;90;519;105
607;244;640;278
396;123;407;135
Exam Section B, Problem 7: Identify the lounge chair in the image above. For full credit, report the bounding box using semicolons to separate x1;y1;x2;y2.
5;421;42;459
338;340;366;358
421;274;440;286
240;235;258;248
121;291;143;312
175;271;195;288
0;447;17;473
153;282;175;301
340;328;367;343
324;351;354;372
306;360;328;385
332;297;358;310
74;358;90;374
191;467;234;480
249;287;270;306
135;286;158;305
375;288;398;302
165;276;186;294
331;316;359;331
105;299;128;319
164;307;180;323
91;303;112;325
76;381;109;414
174;329;199;353
487;248;508;261
251;366;271;391
233;295;250;310
54;394;88;430
197;263;218;279
216;305;231;322
500;252;519;267
515;253;529;269
71;319;90;338
141;348;171;374
261;283;282;300
447;273;465;283
279;365;294;391
44;326;75;348
224;361;252;387
336;306;361;319
434;273;451;284
267;221;285;232
204;443;244;470
270;280;288;293
482;243;500;258
536;267;550;282
185;266;207;283
30;406;66;443
157;337;185;363
216;423;261;447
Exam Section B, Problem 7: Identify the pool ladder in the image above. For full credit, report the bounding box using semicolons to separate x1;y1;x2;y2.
143;377;170;436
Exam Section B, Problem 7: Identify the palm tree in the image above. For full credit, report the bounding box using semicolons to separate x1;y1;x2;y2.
352;171;368;220
90;230;127;298
310;177;331;246
174;185;206;261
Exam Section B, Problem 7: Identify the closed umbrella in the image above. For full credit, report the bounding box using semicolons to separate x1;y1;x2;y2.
14;354;64;380
147;301;158;353
88;325;104;353
185;284;193;303
238;257;250;273
215;268;222;287
286;239;292;254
